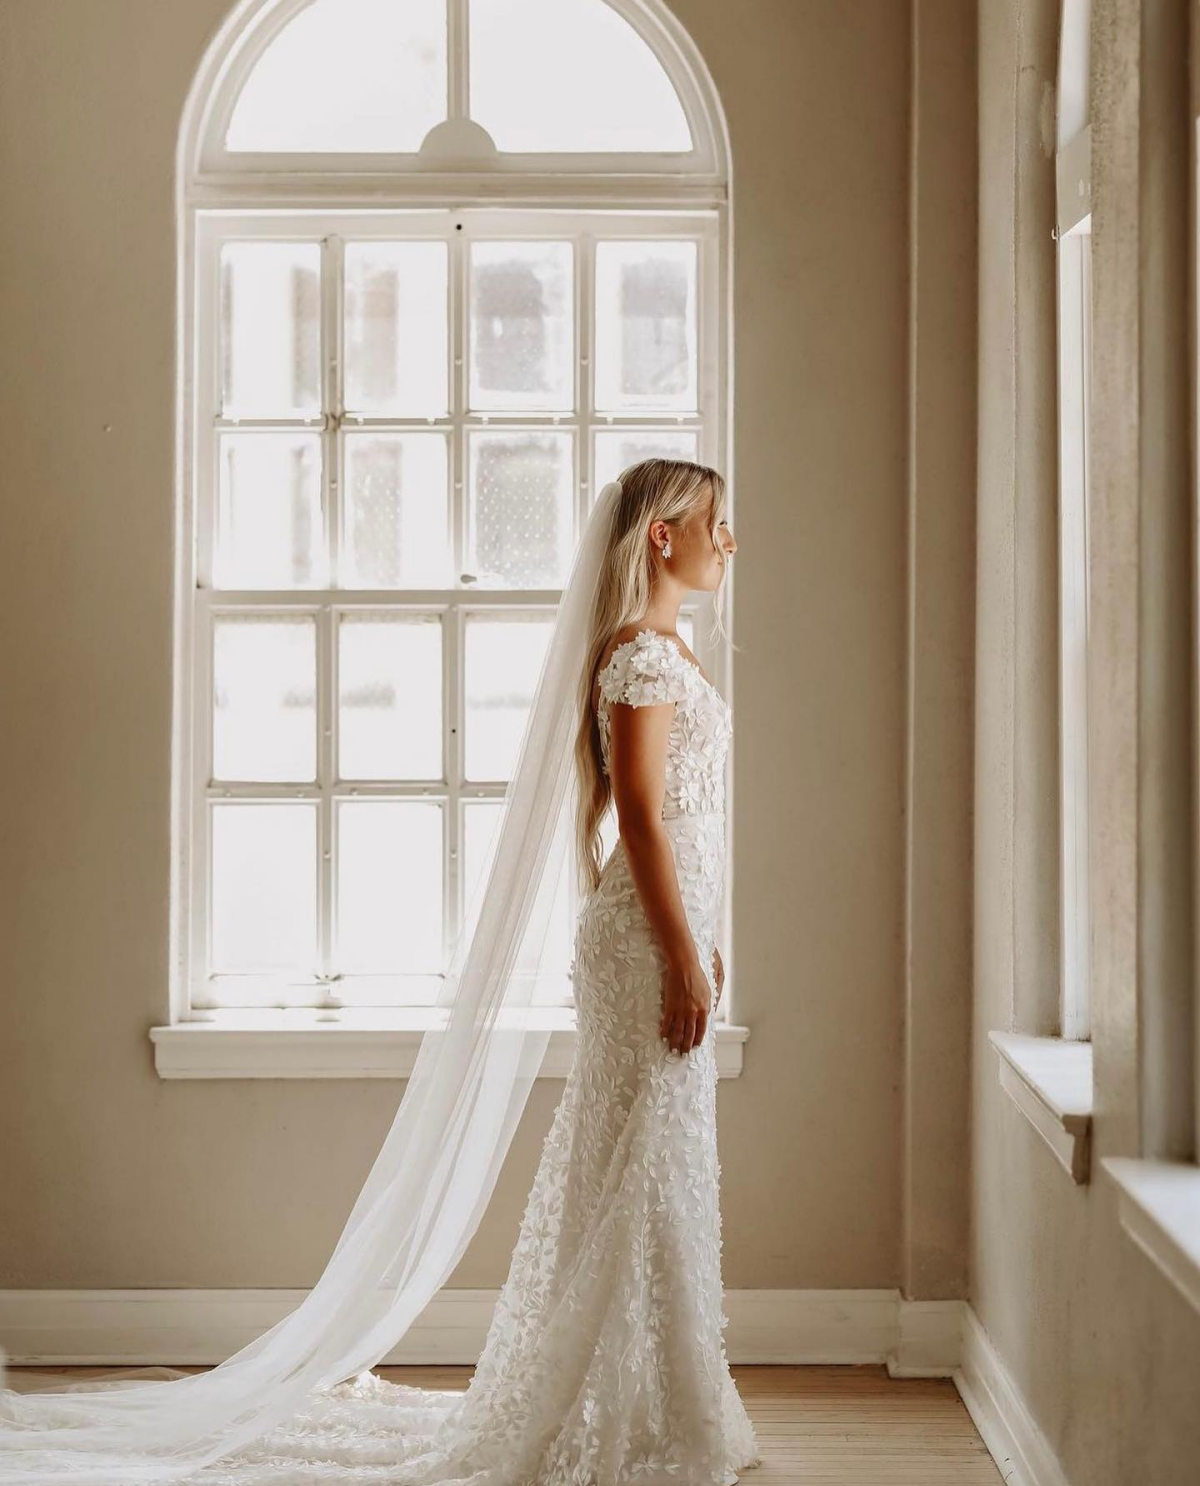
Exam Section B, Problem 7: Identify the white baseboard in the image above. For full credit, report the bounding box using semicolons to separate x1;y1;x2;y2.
889;1297;964;1376
0;1286;959;1371
954;1305;1071;1486
0;1288;1069;1486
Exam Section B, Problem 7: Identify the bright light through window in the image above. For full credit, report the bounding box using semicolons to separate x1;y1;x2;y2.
183;0;724;1018
469;0;693;153
224;0;692;156
226;0;447;153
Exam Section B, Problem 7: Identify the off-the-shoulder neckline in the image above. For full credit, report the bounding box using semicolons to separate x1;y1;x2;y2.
597;626;723;703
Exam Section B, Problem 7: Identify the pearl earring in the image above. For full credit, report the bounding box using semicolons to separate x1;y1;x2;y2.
662;542;672;559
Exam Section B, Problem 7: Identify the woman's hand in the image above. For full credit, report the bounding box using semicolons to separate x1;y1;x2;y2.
660;954;712;1055
711;946;725;1012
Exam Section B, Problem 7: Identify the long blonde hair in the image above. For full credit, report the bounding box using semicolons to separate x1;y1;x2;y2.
571;457;729;897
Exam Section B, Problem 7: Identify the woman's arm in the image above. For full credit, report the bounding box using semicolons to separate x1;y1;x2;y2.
607;697;711;1055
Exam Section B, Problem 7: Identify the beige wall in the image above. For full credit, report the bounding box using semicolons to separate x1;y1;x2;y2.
0;1;944;1293
903;0;977;1300
9;0;1194;1475
972;2;1200;1483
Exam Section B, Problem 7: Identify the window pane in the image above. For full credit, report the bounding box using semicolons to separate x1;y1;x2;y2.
213;614;317;781
220;242;321;417
469;242;573;411
342;433;451;588
338;614;442;780
344;242;449;415
464;614;554;781
470;0;692;153
461;799;504;939
463;799;573;1003
593;430;699;491
594;241;697;412
335;801;444;973
226;0;446;154
467;431;574;587
211;803;316;972
214;432;322;588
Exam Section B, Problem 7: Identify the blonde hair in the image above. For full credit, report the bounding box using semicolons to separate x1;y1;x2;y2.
571;457;729;897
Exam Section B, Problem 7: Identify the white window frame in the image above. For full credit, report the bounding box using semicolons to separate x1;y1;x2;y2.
1099;20;1200;1328
188;206;720;1019
155;0;748;1078
990;120;1097;1175
1056;123;1093;1043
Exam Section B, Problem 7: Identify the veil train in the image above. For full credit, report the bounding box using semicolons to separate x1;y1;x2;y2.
0;480;628;1485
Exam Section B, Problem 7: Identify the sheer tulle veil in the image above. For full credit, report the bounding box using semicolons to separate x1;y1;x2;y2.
0;478;628;1485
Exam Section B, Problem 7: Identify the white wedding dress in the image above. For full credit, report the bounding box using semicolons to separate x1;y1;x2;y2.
9;628;759;1486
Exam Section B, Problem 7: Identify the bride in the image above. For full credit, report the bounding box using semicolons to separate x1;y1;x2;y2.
0;458;760;1486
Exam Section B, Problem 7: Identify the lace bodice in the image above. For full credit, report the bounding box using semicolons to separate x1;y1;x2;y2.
597;627;733;819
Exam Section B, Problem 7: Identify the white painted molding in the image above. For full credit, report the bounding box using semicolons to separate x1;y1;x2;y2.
726;1289;897;1366
150;1020;751;1080
0;1289;498;1368
0;1288;950;1370
1101;1157;1200;1316
889;1299;964;1378
989;1031;1093;1182
955;1306;1072;1486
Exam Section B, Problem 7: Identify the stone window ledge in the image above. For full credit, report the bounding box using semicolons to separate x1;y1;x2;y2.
988;1030;1093;1183
1102;1157;1200;1316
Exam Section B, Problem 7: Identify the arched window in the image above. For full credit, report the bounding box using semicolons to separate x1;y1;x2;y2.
166;0;732;1056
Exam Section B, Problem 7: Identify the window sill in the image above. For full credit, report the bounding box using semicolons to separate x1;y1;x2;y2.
150;1010;751;1081
1101;1157;1200;1315
988;1030;1093;1183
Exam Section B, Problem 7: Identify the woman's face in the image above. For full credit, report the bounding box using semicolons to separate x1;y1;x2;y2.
655;487;737;591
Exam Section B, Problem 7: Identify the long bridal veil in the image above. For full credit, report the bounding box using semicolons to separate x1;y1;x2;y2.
0;480;627;1486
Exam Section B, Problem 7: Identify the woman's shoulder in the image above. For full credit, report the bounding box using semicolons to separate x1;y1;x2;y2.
598;624;674;673
596;627;693;707
598;623;652;667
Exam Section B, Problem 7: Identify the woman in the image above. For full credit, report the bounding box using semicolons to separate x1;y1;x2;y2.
1;460;759;1486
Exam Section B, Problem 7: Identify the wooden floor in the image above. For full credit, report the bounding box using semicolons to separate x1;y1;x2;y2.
377;1365;1004;1485
8;1363;1003;1484
719;1364;1003;1485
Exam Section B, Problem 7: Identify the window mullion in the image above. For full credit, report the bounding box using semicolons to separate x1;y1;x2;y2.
448;0;469;122
448;219;467;981
317;600;336;1011
446;603;462;978
579;230;594;523
452;221;467;582
319;235;343;1012
325;233;345;586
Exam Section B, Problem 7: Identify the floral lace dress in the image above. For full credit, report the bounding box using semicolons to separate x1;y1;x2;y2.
176;628;759;1486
